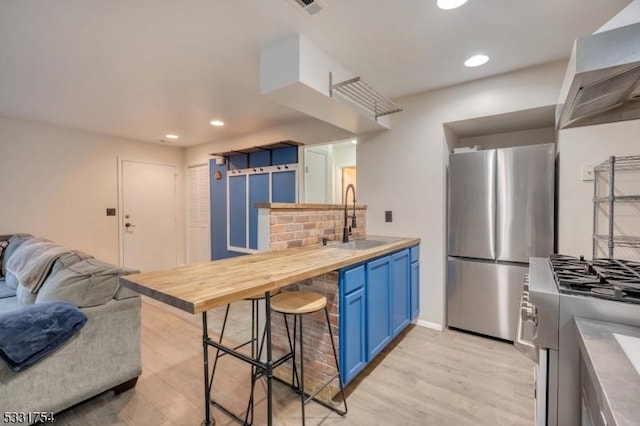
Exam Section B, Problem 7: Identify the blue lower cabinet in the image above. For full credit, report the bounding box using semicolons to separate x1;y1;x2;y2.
366;256;392;360
391;249;411;336
411;259;420;320
339;245;419;384
340;287;366;384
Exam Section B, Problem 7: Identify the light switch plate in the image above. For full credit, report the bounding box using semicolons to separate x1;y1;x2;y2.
581;164;595;181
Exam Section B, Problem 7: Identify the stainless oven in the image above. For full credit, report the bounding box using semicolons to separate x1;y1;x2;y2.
514;271;558;426
516;256;640;426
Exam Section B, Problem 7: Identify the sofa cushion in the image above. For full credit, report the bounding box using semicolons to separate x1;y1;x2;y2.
0;301;87;372
4;271;18;291
36;259;137;308
16;284;37;305
2;234;33;278
0;279;16;299
0;240;8;277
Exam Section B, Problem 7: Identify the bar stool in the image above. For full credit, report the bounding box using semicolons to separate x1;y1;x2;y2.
209;291;280;425
271;291;348;425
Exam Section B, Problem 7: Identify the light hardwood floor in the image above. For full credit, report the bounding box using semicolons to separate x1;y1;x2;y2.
54;297;535;425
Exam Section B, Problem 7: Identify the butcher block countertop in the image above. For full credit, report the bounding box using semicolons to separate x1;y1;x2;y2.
255;202;367;210
120;235;420;315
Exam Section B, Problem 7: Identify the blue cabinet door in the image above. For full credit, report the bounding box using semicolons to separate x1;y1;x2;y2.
411;259;420;320
340;265;366;384
272;170;296;203
391;249;411;336
248;173;269;250
341;286;366;384
366;256;392;360
228;175;247;248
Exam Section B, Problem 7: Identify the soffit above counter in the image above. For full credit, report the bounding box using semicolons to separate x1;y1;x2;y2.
260;34;401;134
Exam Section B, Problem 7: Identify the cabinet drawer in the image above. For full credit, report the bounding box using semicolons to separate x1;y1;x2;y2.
410;246;420;263
343;265;365;294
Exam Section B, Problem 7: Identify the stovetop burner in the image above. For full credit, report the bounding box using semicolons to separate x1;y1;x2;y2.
549;254;640;304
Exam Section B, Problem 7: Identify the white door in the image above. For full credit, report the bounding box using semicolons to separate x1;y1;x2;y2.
121;160;177;272
186;164;210;264
305;150;328;203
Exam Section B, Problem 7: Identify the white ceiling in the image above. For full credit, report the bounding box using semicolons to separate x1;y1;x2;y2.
0;0;631;147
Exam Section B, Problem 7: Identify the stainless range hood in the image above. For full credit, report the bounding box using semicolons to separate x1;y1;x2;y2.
556;21;640;129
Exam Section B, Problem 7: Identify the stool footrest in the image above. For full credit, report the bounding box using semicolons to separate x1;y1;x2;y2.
210;397;252;426
272;375;347;416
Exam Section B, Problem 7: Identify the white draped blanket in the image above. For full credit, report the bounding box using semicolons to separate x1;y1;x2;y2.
6;238;69;293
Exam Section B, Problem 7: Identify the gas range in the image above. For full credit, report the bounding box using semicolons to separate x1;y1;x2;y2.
549;254;640;303
519;256;640;426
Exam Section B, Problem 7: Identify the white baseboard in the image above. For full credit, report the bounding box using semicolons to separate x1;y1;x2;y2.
414;319;445;331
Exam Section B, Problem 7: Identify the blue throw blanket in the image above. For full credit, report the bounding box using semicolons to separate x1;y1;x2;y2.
0;301;87;372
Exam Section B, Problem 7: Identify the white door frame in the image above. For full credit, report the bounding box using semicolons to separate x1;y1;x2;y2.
117;158;178;268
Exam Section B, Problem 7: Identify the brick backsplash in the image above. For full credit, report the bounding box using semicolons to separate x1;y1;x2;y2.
269;208;367;251
266;206;367;400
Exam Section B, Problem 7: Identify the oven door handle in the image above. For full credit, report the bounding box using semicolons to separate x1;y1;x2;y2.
514;286;539;364
514;308;538;363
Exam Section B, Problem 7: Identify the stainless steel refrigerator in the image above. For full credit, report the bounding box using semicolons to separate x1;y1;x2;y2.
447;143;555;341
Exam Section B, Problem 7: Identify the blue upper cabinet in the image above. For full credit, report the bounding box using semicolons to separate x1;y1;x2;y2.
218;143;299;252
228;175;247;248
391;249;411;336
272;170;296;203
248;173;269;250
272;146;297;165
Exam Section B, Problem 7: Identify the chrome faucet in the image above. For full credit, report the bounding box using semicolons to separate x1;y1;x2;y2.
343;184;357;243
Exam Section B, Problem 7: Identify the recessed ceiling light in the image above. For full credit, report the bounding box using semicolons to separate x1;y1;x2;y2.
210;120;225;127
165;134;179;140
437;0;468;10
464;54;489;67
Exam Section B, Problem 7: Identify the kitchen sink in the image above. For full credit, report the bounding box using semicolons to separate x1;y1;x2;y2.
331;239;389;250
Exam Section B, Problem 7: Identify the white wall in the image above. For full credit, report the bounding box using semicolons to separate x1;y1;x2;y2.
0;116;185;265
358;60;567;329
457;127;555;150
558;119;640;258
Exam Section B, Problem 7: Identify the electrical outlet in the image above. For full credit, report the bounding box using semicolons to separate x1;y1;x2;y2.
581;164;595;181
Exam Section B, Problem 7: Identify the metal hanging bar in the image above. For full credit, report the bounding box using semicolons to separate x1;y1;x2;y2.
329;72;403;119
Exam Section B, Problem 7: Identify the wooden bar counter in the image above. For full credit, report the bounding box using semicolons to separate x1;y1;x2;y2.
119;235;419;426
119;236;419;314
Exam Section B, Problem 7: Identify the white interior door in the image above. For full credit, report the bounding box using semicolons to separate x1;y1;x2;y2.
121;160;177;272
187;164;210;264
305;150;328;203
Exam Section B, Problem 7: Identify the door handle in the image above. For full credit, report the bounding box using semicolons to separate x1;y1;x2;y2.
125;222;136;228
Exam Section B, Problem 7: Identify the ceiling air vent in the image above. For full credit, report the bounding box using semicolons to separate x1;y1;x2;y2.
291;0;323;15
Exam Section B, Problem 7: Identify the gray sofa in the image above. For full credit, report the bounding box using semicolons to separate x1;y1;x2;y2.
0;234;142;418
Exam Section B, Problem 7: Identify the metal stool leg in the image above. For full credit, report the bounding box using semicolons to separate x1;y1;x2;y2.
298;314;306;426
208;304;231;395
324;307;348;416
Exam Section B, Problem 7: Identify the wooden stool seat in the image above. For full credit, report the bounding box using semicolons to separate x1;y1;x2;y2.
270;291;327;315
270;290;347;425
